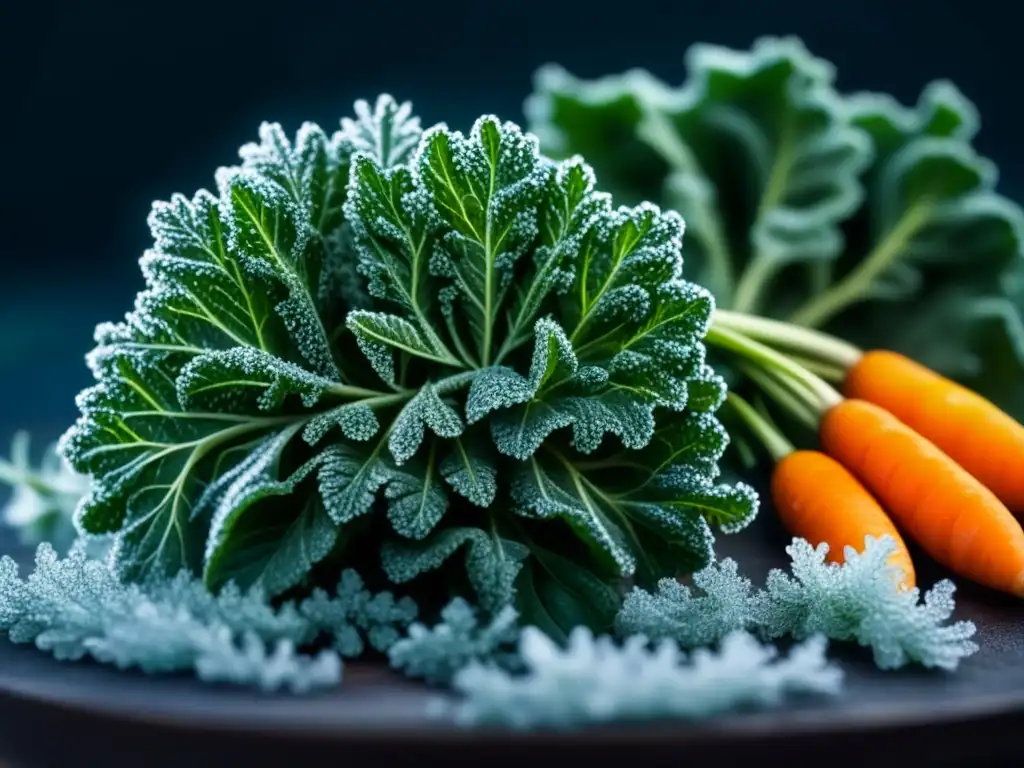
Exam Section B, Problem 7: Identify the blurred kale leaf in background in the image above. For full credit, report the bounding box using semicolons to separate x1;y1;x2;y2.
527;35;1024;422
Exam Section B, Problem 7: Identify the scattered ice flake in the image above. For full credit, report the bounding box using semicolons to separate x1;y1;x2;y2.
756;537;979;670
437;626;841;729
194;634;342;693
299;569;418;658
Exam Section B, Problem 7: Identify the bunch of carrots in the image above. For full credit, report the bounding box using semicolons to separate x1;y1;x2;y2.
707;310;1024;597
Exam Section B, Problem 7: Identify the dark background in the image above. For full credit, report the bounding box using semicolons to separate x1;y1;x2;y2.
1;0;1020;445
0;2;1022;763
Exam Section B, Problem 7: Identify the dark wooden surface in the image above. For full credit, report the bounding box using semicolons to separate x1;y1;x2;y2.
0;507;1022;767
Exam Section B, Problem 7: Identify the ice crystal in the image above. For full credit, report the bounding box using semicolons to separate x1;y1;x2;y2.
300;569;418;657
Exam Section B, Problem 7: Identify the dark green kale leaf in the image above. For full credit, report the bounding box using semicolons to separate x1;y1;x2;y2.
58;95;754;640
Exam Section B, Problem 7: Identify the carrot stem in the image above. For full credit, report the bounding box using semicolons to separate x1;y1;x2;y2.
781;353;847;383
704;325;842;415
740;364;820;431
725;392;795;463
712;309;862;369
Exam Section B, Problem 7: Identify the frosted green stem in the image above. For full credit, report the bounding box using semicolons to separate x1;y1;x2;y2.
712;310;862;369
789;203;932;328
725;392;795;463
704;325;842;417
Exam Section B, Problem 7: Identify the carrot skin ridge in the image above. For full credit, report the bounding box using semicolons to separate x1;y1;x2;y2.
821;398;1024;598
771;450;916;590
845;350;1024;514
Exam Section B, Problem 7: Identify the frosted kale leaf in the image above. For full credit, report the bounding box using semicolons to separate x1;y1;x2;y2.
339;109;752;633
801;82;1024;417
437;626;841;730
389;597;521;685
53;95;752;645
617;535;978;671
382;526;530;614
0;432;89;552
58;119;358;588
338;94;422;169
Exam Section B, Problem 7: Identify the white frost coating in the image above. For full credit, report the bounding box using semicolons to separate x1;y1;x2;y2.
176;347;338;413
388;385;464;465
439;627;841;729
339;94;423;168
302;403;380;445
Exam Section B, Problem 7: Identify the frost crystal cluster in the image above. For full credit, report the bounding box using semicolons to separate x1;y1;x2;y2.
54;94;756;643
616;535;978;670
0;542;414;691
437;626;842;729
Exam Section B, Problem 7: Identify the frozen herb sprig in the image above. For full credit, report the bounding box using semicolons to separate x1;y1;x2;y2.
389;597;521;685
617;535;978;670
0;542;416;691
436;626;841;729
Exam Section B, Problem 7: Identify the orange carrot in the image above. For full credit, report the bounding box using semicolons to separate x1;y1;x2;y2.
726;391;915;588
844;350;1024;514
821;398;1024;597
772;450;916;589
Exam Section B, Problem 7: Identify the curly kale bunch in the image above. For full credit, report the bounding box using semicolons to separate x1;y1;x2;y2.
58;95;756;639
